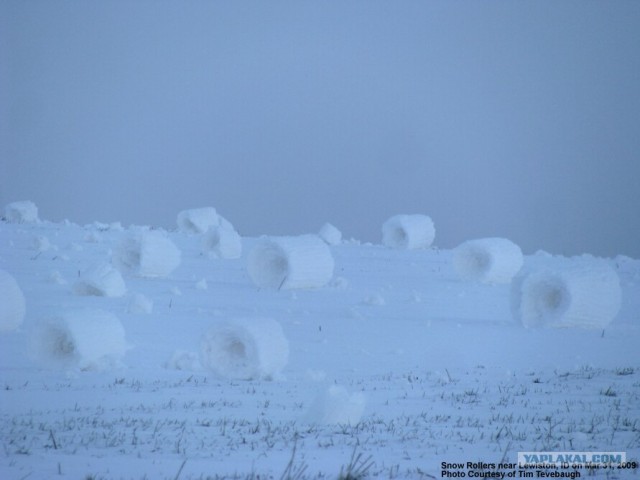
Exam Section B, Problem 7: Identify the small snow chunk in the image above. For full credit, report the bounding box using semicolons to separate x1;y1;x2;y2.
0;270;26;332
113;230;181;278
330;276;349;290
318;222;342;246
32;236;52;252
165;350;202;371
382;214;435;249
362;293;385;306
303;385;366;425
195;279;208;290
74;264;126;297
48;271;67;285
127;293;153;314
4;201;39;223
170;286;182;296
31;309;127;370
202;224;242;259
200;318;289;380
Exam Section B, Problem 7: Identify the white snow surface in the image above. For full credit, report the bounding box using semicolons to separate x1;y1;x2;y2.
382;214;435;249
0;218;639;479
453;237;524;284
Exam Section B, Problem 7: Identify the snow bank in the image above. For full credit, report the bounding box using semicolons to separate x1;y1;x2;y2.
248;235;334;289
319;223;342;246
382;214;435;249
31;310;127;370
453;237;523;284
200;318;289;380
304;385;366;425
0;270;26;332
74;264;126;297
113;231;181;278
511;257;622;329
4;201;39;223
177;207;235;234
202;224;242;259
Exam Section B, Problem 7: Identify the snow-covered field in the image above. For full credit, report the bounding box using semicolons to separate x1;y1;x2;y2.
1;207;638;479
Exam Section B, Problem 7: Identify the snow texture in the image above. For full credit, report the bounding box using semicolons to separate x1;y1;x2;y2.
202;224;242;259
304;385;366;425
113;230;181;278
382;214;435;249
453;237;524;284
200;318;289;380
247;235;334;289
511;256;622;329
165;350;201;370
0;270;26;332
318;222;342;246
31;309;127;370
74;264;126;297
4;200;39;223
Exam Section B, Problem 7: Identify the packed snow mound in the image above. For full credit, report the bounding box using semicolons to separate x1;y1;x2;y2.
113;230;181;278
4;200;39;223
304;385;366;425
318;222;342;246
202;224;242;259
248;235;334;289
30;309;127;370
0;270;26;332
453;237;523;284
511;256;622;329
200;318;289;380
177;207;220;234
382;214;435;249
74;264;126;297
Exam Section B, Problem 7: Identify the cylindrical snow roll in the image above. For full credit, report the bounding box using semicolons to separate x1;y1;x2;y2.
4;200;39;223
74;264;126;297
303;385;366;425
202;224;242;259
453;237;523;284
200;318;289;380
511;258;622;329
318;222;342;246
247;235;334;289
31;310;127;370
0;270;26;332
177;207;220;234
382;214;435;249
113;230;181;278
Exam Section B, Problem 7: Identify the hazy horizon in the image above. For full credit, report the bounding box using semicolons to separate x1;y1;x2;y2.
3;1;640;257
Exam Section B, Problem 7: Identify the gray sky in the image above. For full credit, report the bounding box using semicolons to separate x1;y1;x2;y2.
3;1;639;257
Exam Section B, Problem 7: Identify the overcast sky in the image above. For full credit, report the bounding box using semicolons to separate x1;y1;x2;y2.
2;1;639;257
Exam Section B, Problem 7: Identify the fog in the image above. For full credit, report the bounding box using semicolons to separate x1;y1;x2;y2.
3;1;639;257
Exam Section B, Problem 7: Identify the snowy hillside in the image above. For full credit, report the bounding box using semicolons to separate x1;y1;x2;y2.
1;206;638;479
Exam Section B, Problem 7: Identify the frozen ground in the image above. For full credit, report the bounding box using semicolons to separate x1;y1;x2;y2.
0;217;638;479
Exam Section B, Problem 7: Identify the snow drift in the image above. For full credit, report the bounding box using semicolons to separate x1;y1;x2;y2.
31;309;127;370
4;200;39;223
200;318;289;380
247;235;334;289
113;230;181;278
382;214;435;249
202;224;242;259
304;385;366;425
74;264;126;297
511;257;622;329
453;237;523;284
0;270;26;332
